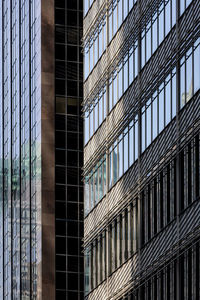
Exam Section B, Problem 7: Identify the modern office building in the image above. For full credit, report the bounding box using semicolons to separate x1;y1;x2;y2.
0;0;83;299
83;0;200;299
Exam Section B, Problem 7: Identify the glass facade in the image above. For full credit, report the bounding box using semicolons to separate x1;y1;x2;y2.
83;0;200;299
55;0;84;299
0;0;41;298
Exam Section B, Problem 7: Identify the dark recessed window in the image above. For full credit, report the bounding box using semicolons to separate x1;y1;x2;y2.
55;79;65;96
67;10;77;26
56;236;66;254
55;115;65;130
56;131;66;148
56;61;65;78
67;256;78;272
67;46;77;61
67;132;77;149
67;27;78;45
56;255;66;271
55;184;66;201
67;62;78;80
56;272;66;290
56;291;66;298
55;26;65;43
67;150;78;167
55;44;65;60
55;9;65;25
67;185;78;202
67;238;78;255
56;201;66;219
67;80;78;97
56;149;66;166
67;97;78;115
67;220;78;236
56;221;66;236
55;0;65;8
67;116;78;131
67;202;78;220
67;1;77;10
55;166;66;184
68;273;79;290
67;167;78;185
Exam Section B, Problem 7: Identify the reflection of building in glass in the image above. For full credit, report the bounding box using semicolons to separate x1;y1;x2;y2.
0;0;83;299
83;0;200;299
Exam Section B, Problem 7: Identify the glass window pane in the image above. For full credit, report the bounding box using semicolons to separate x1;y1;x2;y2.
90;108;93;137
113;143;118;184
141;34;145;68
109;10;112;42
99;27;103;58
109;148;113;188
124;57;128;92
118;0;123;27
89;43;93;72
124;131;129;172
142;108;146;152
99;95;103;125
103;23;107;51
90;175;94;209
94;102;98;132
152;92;158;140
103;89;107;119
84;113;89;144
124;0;128;19
84;0;89;15
84;177;90;215
109;78;113;112
99;163;103;200
113;5;117;36
118;64;123;99
180;0;185;15
129;49;134;84
172;71;176;118
165;1;171;36
94;37;98;66
94;170;98;205
165;78;171;126
172;0;176;27
146;100;151;147
103;156;106;195
186;50;192;103
159;5;164;44
118;137;123;178
152;15;157;54
113;74;118;106
180;60;185;108
129;122;134;166
135;117;138;160
129;0;133;11
159;86;164;133
194;43;200;94
135;44;138;76
146;24;151;62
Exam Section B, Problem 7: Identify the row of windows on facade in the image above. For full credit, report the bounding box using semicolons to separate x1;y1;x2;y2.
84;39;200;216
84;0;192;81
84;0;136;79
85;133;200;294
119;243;200;300
84;31;199;148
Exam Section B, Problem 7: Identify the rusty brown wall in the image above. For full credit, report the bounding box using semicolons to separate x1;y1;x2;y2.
41;0;55;299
